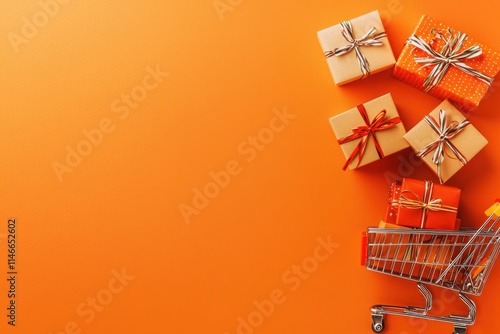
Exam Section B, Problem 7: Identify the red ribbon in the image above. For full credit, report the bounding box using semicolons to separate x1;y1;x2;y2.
338;104;401;170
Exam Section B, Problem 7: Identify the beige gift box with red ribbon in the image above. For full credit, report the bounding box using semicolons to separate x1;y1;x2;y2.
329;93;409;170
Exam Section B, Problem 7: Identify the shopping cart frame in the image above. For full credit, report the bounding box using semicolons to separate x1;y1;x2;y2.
362;206;500;334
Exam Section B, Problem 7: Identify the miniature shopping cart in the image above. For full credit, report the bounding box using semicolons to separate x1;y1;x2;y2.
361;202;500;334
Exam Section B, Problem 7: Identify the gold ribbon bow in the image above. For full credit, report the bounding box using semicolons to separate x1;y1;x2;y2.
416;109;469;184
407;28;494;92
391;180;457;228
325;21;387;78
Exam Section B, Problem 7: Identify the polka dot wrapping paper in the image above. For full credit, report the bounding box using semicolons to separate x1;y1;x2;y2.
393;15;500;113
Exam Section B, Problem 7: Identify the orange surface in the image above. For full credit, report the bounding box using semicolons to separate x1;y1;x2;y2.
1;1;500;333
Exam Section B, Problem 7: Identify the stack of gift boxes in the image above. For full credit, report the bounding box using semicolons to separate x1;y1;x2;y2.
317;11;500;269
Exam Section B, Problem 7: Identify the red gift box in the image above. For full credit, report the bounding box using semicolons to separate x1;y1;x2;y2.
386;178;460;230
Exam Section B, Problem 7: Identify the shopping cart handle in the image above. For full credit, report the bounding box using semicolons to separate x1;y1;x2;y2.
485;201;500;217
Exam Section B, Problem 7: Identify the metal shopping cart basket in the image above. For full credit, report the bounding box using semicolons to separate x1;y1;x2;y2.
361;202;500;334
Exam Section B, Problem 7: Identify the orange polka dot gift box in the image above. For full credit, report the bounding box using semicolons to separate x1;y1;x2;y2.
393;15;500;113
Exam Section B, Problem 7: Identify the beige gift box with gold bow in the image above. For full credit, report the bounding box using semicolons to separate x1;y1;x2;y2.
404;100;488;183
317;10;396;85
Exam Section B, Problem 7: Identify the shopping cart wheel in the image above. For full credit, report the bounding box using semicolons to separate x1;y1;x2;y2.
371;321;384;333
371;314;384;333
452;324;467;334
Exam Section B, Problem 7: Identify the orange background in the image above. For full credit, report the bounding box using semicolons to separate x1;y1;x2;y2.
2;1;500;333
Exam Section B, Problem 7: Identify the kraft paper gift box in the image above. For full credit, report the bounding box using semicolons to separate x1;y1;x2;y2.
329;93;409;170
404;100;488;183
376;223;457;272
372;221;412;268
393;15;500;113
412;234;458;271
373;221;460;275
387;178;460;230
317;10;396;85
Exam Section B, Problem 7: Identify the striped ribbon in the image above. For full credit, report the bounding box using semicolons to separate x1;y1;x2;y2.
325;21;387;78
337;104;401;170
416;109;469;184
391;180;457;228
407;28;494;92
